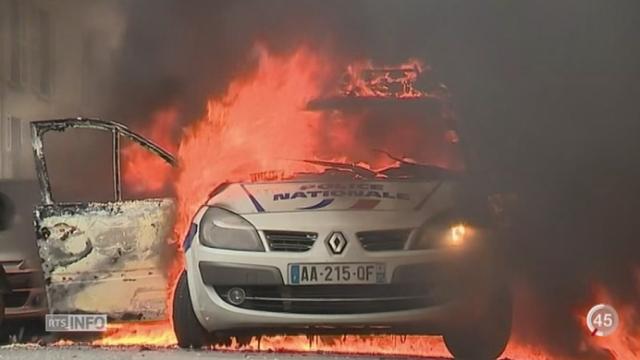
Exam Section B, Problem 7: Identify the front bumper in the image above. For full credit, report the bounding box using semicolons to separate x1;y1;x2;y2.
187;241;486;334
202;262;448;315
185;208;496;334
188;260;473;334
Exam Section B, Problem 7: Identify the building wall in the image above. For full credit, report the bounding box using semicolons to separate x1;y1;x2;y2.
0;0;118;180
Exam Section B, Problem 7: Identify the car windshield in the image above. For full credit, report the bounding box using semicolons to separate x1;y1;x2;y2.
300;96;465;180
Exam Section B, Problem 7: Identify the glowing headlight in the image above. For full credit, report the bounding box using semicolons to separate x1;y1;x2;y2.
449;224;467;246
413;221;470;249
199;207;264;251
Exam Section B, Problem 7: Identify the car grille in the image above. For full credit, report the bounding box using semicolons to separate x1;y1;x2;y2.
214;284;438;314
264;231;318;252
357;229;412;251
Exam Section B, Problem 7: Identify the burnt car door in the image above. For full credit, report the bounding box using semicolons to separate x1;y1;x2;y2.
30;118;176;321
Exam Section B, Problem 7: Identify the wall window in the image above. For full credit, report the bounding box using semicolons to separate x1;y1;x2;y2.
35;9;51;96
11;117;23;176
5;116;23;151
9;0;27;87
5;117;24;177
30;7;52;97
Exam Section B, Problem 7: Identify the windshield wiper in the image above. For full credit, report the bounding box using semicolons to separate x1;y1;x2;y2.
374;149;454;179
299;159;379;179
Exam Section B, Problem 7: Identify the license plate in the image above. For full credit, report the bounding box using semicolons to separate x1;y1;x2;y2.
289;263;386;285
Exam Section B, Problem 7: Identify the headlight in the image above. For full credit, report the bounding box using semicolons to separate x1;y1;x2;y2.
412;219;472;250
199;207;264;251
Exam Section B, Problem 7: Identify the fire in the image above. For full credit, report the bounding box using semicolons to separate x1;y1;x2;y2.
342;59;428;98
92;321;176;347
581;284;640;359
227;335;451;356
86;329;561;360
94;45;639;359
121;107;178;195
172;45;335;246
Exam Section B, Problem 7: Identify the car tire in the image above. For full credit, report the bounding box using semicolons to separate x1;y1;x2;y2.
443;285;512;360
172;271;211;348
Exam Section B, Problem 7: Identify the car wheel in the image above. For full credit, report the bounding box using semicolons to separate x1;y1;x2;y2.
172;271;211;348
443;285;512;360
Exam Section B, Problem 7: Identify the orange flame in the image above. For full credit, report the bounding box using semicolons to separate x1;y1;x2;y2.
122;108;178;195
342;59;426;98
87;328;562;360
172;45;334;245
92;321;176;347
580;283;640;359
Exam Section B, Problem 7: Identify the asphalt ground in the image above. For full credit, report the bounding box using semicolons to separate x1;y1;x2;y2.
0;345;449;360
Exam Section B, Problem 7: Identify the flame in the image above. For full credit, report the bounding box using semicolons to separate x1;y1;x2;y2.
83;330;562;360
580;284;640;359
97;45;638;359
342;59;427;98
172;45;334;246
121;108;178;195
92;321;176;347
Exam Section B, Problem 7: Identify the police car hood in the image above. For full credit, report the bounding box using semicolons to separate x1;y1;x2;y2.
206;180;452;214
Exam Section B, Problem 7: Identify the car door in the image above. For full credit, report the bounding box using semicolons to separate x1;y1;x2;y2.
30;118;177;321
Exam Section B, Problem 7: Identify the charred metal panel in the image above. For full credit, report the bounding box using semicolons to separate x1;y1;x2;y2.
34;199;176;321
29;118;176;166
31;124;53;205
30;118;176;205
29;118;178;321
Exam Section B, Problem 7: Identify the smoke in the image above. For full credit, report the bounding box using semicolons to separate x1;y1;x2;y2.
105;0;450;126
94;0;640;358
0;0;128;201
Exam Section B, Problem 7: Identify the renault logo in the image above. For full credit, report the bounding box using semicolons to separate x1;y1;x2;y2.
326;232;347;254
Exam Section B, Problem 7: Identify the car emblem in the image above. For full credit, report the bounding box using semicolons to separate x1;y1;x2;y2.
326;232;347;254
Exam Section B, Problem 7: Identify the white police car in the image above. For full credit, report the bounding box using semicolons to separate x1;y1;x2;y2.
173;166;512;359
173;71;512;359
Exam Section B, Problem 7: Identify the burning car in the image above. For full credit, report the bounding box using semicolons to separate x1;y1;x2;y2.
172;68;513;359
28;64;511;359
